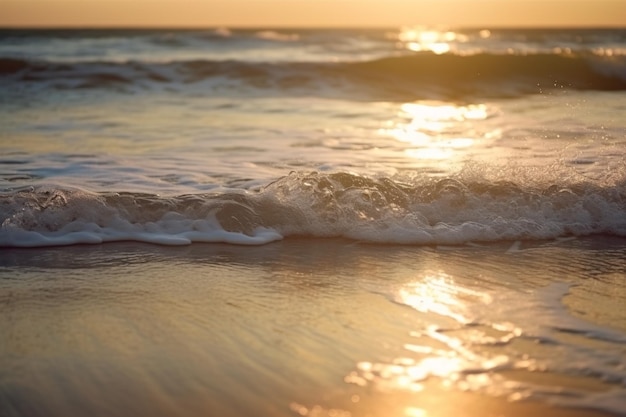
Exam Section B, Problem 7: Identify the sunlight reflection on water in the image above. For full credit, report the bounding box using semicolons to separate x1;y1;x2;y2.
398;274;491;323
378;101;491;163
344;273;518;399
394;27;468;55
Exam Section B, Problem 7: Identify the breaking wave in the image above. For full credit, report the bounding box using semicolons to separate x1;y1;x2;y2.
2;170;625;247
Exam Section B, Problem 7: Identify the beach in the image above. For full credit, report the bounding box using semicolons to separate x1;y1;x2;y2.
2;238;626;417
1;27;626;416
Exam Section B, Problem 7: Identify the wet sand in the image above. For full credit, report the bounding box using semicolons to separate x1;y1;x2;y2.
1;238;625;417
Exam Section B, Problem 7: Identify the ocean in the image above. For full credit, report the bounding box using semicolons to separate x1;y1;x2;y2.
1;27;625;417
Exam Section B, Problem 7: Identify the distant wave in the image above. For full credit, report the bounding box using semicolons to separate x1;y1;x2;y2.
1;53;625;99
2;171;625;247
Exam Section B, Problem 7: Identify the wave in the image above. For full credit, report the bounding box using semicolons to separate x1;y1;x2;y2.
2;170;625;247
1;53;625;98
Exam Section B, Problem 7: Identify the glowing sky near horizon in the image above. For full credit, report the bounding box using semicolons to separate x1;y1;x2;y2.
0;0;624;28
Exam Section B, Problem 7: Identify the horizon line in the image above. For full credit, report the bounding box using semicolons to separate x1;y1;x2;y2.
1;24;625;30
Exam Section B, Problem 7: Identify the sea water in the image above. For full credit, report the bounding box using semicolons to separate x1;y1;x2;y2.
1;28;626;247
1;27;626;416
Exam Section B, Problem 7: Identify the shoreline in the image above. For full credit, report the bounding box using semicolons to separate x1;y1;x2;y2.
2;237;625;417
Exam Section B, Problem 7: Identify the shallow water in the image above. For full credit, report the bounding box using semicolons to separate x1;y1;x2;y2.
1;238;625;417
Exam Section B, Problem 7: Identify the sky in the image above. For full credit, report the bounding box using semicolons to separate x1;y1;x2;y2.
0;0;624;28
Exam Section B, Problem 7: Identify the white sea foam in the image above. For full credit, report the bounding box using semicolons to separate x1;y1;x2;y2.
258;170;626;244
1;169;625;248
0;225;283;247
0;186;283;247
